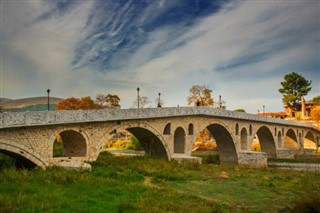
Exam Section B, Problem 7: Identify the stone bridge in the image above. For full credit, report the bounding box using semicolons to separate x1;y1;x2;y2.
0;107;319;169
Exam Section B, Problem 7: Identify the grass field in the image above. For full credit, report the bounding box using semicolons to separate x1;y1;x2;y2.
1;152;320;213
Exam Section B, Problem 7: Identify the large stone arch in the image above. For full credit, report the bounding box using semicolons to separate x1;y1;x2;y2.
256;126;276;158
97;122;170;160
284;128;299;150
0;140;46;168
201;122;238;164
174;127;186;154
304;131;317;149
49;127;90;158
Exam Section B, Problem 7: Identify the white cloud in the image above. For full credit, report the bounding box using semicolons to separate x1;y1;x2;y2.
1;0;318;113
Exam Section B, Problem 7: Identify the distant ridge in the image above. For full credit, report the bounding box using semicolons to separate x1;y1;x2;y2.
0;97;64;109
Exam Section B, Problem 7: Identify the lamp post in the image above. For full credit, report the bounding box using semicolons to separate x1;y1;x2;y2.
47;89;50;111
263;105;265;116
158;92;161;107
137;87;140;109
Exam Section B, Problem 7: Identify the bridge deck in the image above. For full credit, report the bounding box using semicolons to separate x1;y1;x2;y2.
0;107;318;131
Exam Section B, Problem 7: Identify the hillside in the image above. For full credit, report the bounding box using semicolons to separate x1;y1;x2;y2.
0;97;63;109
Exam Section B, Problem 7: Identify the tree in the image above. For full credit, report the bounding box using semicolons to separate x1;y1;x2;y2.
234;109;246;112
56;97;79;110
311;96;320;105
56;97;101;111
278;72;312;108
187;84;214;106
133;96;151;108
310;106;320;122
96;94;121;109
77;97;102;110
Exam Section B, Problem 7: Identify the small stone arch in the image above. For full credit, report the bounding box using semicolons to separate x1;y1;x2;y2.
174;127;185;154
51;129;89;158
163;123;171;135
274;127;277;136
240;127;248;150
256;126;276;158
249;125;252;135
188;123;194;135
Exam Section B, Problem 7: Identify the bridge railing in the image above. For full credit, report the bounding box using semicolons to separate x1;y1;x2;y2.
0;107;317;130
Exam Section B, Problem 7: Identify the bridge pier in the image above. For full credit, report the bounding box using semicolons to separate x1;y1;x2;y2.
276;149;295;159
238;151;267;167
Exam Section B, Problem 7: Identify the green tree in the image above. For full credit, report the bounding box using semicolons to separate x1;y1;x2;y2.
278;72;312;108
187;84;214;106
311;96;320;105
234;109;246;112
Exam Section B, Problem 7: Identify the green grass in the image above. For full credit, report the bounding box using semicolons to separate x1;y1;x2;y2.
1;152;320;213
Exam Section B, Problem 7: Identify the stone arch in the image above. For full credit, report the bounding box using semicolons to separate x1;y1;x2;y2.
256;126;276;157
240;127;248;150
97;122;170;160
235;123;239;135
304;131;317;149
274;127;277;136
163;123;171;135
50;128;89;158
188;123;194;135
174;127;185;154
249;125;252;135
206;123;238;164
284;128;299;150
0;140;46;168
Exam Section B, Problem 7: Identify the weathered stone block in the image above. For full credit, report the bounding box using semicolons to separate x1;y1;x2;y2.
277;149;295;159
238;151;267;167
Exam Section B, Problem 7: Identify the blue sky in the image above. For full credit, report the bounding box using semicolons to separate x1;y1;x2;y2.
1;0;319;113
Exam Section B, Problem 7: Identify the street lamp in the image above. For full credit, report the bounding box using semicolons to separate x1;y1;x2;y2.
263;105;265;116
137;87;140;109
158;92;161;107
47;89;50;111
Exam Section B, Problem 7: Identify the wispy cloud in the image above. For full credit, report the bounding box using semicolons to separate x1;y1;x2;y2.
1;0;319;113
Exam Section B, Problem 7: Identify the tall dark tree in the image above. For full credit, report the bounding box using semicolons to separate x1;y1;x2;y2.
278;72;312;108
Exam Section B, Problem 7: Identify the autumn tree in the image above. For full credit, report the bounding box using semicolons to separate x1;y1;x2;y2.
56;97;79;110
96;94;121;109
187;85;214;147
278;72;312;108
56;97;101;111
187;84;214;106
310;106;320;122
77;97;102;110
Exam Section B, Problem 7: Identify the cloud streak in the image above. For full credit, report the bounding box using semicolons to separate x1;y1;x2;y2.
1;0;319;113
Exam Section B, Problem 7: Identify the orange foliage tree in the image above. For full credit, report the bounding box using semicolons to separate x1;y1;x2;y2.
310;105;320;122
56;97;102;111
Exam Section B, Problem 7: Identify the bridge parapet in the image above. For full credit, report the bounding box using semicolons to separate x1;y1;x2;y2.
0;107;317;130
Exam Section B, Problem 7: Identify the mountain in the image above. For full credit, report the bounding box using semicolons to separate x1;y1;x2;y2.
0;97;63;109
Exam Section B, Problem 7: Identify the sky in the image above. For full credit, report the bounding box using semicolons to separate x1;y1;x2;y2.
1;0;319;113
